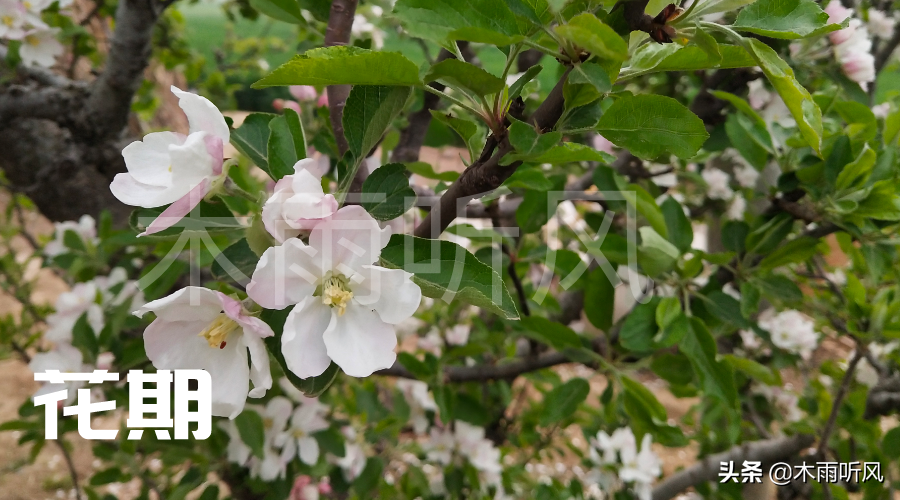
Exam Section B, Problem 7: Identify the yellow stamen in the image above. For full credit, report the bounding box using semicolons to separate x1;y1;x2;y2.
2;16;14;26
198;313;239;349
292;428;306;438
321;275;353;316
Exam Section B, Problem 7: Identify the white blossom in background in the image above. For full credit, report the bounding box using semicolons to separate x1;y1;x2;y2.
588;427;661;500
825;3;876;89
739;329;763;351
45;215;98;257
28;342;89;403
423;427;455;465
853;342;898;387
445;324;471;346
726;193;746;220
248;206;422;379
261;158;337;242
279;398;330;465
733;160;760;189
754;385;804;422
417;328;443;356
0;0;27;39
135;286;274;418
19;27;63;67
759;309;819;360
111;87;231;235
290;85;318;102
396;379;437;433
873;102;892;119
701;167;734;200
251;398;294;481
44;281;104;343
592;134;616;155
351;13;384;48
619;434;662;500
94;267;145;310
453;422;504;489
867;9;896;39
747;79;771;110
332;427;367;480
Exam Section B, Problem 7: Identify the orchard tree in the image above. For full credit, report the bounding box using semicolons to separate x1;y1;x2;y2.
4;0;900;499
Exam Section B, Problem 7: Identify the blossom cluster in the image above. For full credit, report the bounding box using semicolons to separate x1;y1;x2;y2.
587;427;662;500
111;86;422;418
824;3;877;89
0;0;65;67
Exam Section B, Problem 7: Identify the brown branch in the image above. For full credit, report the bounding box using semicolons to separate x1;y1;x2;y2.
875;24;900;74
378;348;579;382
818;350;863;459
865;375;900;419
413;69;572;238
55;439;83;500
651;434;815;500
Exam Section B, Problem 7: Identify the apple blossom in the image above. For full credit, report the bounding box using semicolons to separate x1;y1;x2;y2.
618;433;662;500
733;158;759;188
0;0;27;40
396;379;437;433
45;214;98;257
868;9;896;39
332;427;367;480
290;85;319;102
110;86;230;235
29;342;89;403
45;281;104;344
825;4;876;89
700;167;733;200
261;158;337;242
278;397;330;465
247;205;421;379
726;193;746;220
759;309;819;360
134;286;273;418
445;324;470;346
19;27;63;67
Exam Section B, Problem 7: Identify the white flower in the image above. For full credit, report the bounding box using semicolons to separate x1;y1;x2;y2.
397;379;437;433
446;324;471;346
726;193;746;220
867;9;896;39
351;14;384;48
45;215;98;257
219;419;253;466
618;434;661;500
701;168;733;200
248;206;422;379
110;86;230;236
29;342;89;403
333;427;367;480
261;158;337;243
722;283;741;300
134;286;274;418
754;385;804;422
0;0;27;40
93;267;145;310
873;103;892;119
733;161;759;189
592;134;616;155
590;427;636;465
45;282;104;344
290;85;319;102
825;5;876;89
251;398;293;481
739;329;762;350
759;309;818;360
19;28;63;68
746;79;771;110
279;398;330;465
424;427;455;465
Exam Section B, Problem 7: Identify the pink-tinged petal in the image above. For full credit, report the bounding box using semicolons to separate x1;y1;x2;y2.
110;172;183;208
216;291;275;339
290;85;318;102
317;92;329;107
243;331;272;398
134;286;222;322
247;240;321;310
171;86;230;143
283;100;302;114
262;190;302;243
323;303;397;377
169;132;219;186
292;158;328;179
204;135;225;176
140;178;209;236
122;131;185;187
352;266;421;324
282;297;332;379
309;205;390;275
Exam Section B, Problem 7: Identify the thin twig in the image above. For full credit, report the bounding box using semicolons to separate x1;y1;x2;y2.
55;439;83;500
501;243;530;317
818;350;863;460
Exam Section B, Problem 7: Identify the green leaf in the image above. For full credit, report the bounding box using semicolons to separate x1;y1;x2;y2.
361;163;417;220
692;24;722;65
343;85;412;161
722;354;780;385
835;145;876;191
629;185;669;239
509;65;544;99
757;236;819;270
521;316;582;350
709;90;765;126
622;43;756;79
231;113;276;171
569;62;612;95
424;59;504;97
539;378;590;425
745;38;823;154
250;0;304;24
619;297;660;353
621;376;667;421
503;167;554;191
267;108;307;181
397;352;434;380
507;0;553;26
128;200;242;239
883;427;900;460
651;353;693;385
210;238;259;282
353;457;384;495
392;0;523;47
405;160;460;182
733;0;835;39
655;296;681;330
824;135;853;187
584;267;615;331
506;119;562;161
756;273;803;303
429;112;480;161
703;291;751;328
680;318;738;411
563;81;601;110
253;47;422;88
660;196;692;253
380;235;520;319
597;94;709;160
638;227;680;277
725;112;772;169
527;142;616;165
745;213;793;255
233;410;266;460
554;13;628;62
261;308;341;396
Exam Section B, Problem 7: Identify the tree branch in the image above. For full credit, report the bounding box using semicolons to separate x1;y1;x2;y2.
865;375;900;419
651;434;815;500
413;68;571;239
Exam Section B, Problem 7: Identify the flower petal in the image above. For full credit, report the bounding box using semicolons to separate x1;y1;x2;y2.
122;131;186;187
323;303;397;377
169;132;219;187
140;178;209;236
171;86;230;143
351;265;421;324
206;338;251;418
298;436;320;465
309;205;390;275
243;328;272;398
110;172;183;208
134;286;221;322
247;239;321;310
281;297;333;379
